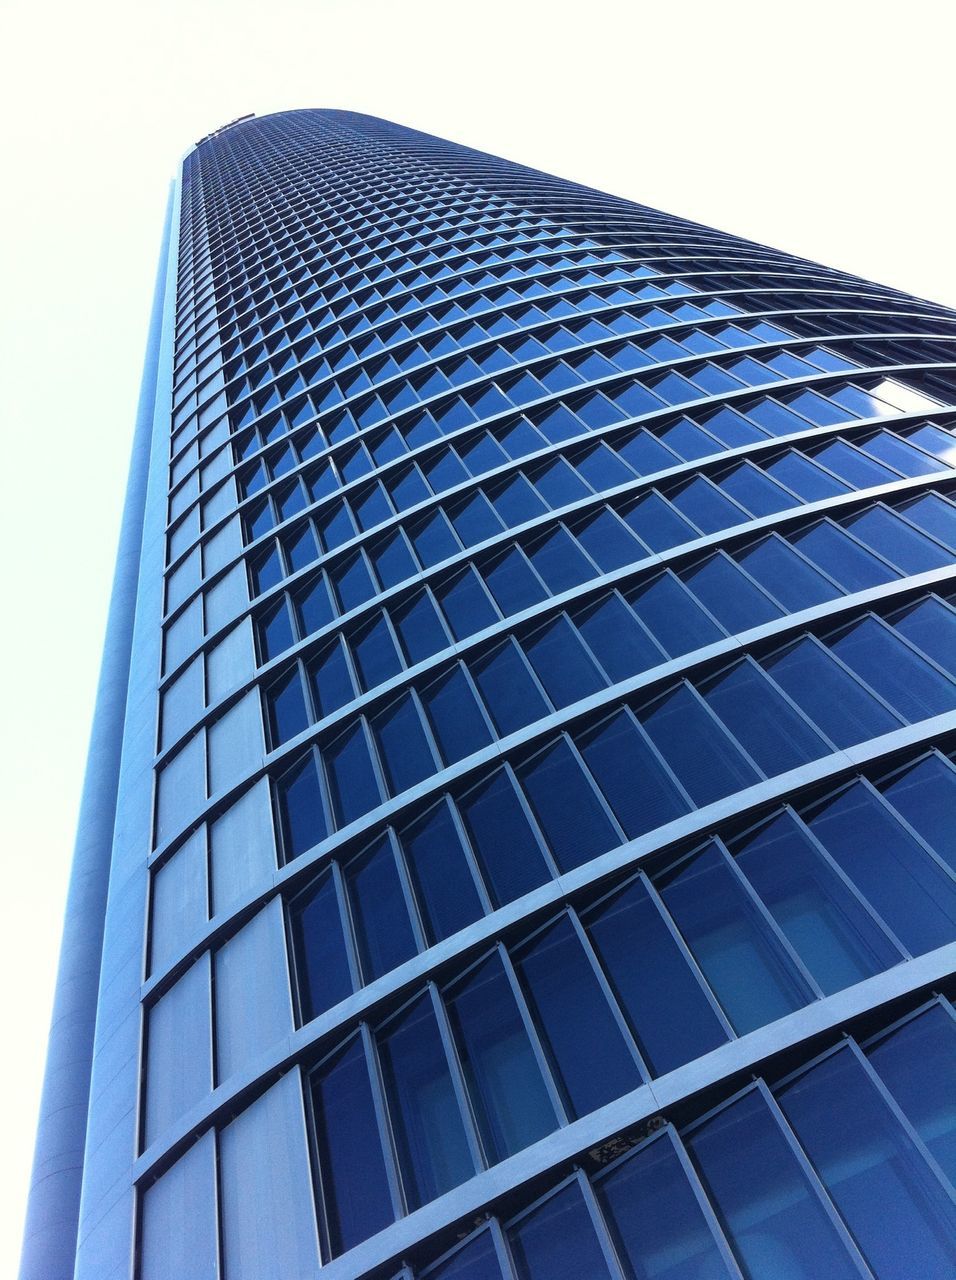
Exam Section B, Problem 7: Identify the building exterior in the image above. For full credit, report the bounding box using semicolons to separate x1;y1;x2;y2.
21;109;956;1280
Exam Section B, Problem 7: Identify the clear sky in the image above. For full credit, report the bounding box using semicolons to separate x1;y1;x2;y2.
1;0;954;1271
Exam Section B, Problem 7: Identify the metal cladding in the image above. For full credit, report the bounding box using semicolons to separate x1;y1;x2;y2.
22;110;956;1280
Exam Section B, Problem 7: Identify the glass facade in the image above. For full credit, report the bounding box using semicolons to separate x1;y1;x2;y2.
21;109;956;1280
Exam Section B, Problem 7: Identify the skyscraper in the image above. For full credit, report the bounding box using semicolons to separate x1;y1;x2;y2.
21;107;956;1280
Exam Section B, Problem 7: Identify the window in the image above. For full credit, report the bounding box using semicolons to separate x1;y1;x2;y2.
401;801;483;944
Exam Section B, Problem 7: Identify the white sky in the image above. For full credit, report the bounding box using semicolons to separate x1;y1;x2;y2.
1;0;954;1271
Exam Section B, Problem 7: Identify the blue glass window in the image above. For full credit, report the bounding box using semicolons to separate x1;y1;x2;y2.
276;754;326;860
451;491;504;545
730;811;901;994
578;710;689;838
284;524;319;571
517;914;641;1117
530;456;590;506
437;568;498;640
260;599;295;660
806;783;956;955
508;1181;613;1280
658;843;811;1034
879;754;956;875
622;492;698;552
377;994;474;1209
370;530;417;589
490;474;547;526
736;535;840;612
266;668;310;746
527;526;595;592
252;545;284;595
472;641;548;736
573;509;643;571
574;593;663;682
778;1046;956;1280
597;1133;734;1280
483;546;547;615
312;1038;393;1255
401;802;483;944
520;739;619;872
847;506;952;574
717;461;794;517
523;615;606;708
295;574;334;636
867;1004;956;1185
410;510;460;566
345;837;417;981
425;1230;503;1280
352;615;402;690
444;952;556;1162
587;876;727;1075
889;597;956;678
687;1088;862;1280
792;522;897;593
332;553;375;612
372;693;435;794
701;659;829;774
392;590;449;665
291;871;352;1021
309;640;354;717
670;476;746;535
764;451;849;502
640;684;758;805
829;616;956;721
422;666;492;763
763;637;900;748
325;722;381;826
628;572;723;657
459;770;551;906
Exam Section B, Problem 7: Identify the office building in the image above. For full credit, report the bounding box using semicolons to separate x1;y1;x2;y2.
21;109;956;1280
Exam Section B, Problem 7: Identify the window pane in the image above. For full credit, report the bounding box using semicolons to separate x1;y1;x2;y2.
829;617;956;722
640;685;758;806
731;811;901;996
879;755;956;875
578;710;688;838
311;1038;393;1255
393;591;449;664
763;638;900;748
437;568;498;641
472;641;549;736
658;843;811;1034
792;523;897;593
778;1046;956;1280
309;641;354;717
806;783;956;955
266;669;310;746
401;803;484;944
516;915;642;1117
345;837;417;982
459;770;551;906
737;537;839;612
291;872;352;1021
524;615;606;708
891;598;956;677
701;660;829;775
597;1134;734;1280
587;877;728;1076
373;694;435;794
422;666;493;764
519;740;619;872
377;994;473;1209
445;952;556;1162
867;1004;956;1185
352;616;402;690
683;555;782;634
425;1231;503;1280
276;754;326;860
325;723;381;826
687;1088;862;1280
628;574;723;658
574;593;664;682
483;546;547;615
509;1181;613;1280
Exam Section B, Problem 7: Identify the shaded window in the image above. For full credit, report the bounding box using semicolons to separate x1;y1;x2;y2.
730;810;901;995
401;802;483;944
516;915;642;1117
325;722;381;826
524;615;606;708
392;590;449;664
410;509;460;566
622;491;698;552
777;1046;956;1280
701;658;828;774
508;1180;614;1280
372;693;435;794
574;593;663;682
891;597;956;677
266;668;310;746
436;568;498;640
597;1133;734;1280
687;1088;863;1280
792;522;897;593
579;710;688;838
628;573;723;657
377;994;474;1209
345;837;417;981
459;770;551;906
331;553;375;613
879;754;956;875
640;684;758;805
736;536;840;612
291;872;352;1021
587;876;728;1076
473;640;549;736
658;843;811;1034
259;598;295;661
352;615;402;691
276;754;326;860
422;666;493;763
763;637;900;748
573;509;643;571
518;739;619;872
829;616;956;722
295;574;334;636
370;529;417;589
806;783;956;955
311;1038;393;1255
308;640;354;717
450;491;504;545
444;952;556;1162
526;526;595;592
683;554;782;634
847;506;952;575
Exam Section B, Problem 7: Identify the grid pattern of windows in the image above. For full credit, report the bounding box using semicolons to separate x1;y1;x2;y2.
137;110;956;1280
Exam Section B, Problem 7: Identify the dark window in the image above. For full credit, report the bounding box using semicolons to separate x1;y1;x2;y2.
276;754;326;860
372;693;435;794
578;710;688;838
266;668;310;746
683;554;782;634
640;683;758;805
436;568;498;640
459;770;551;906
483;546;548;615
352;615;402;691
508;1180;614;1280
392;590;449;664
325;722;381;826
574;593;664;682
628;573;723;657
879;754;956;875
829;616;956;722
345;837;417;981
291;871;352;1021
308;640;354;717
472;640;549;736
401;802;483;944
518;739;619;872
701;658;828;774
764;637;900;748
524;615;606;708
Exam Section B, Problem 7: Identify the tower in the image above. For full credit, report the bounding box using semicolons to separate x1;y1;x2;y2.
22;109;956;1280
